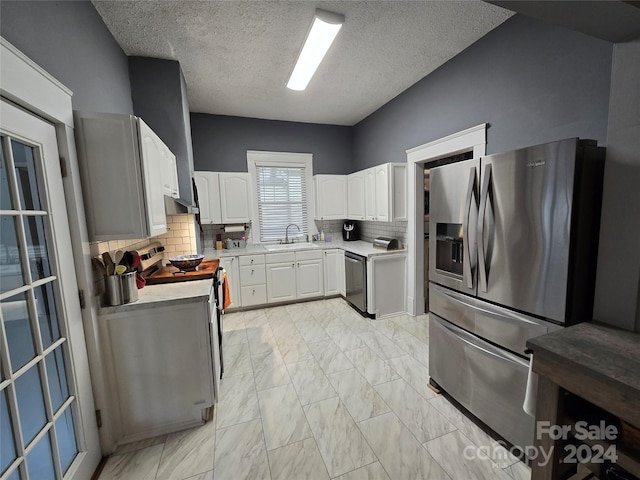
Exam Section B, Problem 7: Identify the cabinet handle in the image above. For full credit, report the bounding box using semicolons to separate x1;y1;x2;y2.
251;269;254;274
252;289;255;294
251;259;254;264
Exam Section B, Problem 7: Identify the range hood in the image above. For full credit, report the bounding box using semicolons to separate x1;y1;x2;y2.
164;195;199;215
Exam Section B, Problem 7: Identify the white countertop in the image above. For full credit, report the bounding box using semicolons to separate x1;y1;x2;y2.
99;278;213;315
202;239;406;259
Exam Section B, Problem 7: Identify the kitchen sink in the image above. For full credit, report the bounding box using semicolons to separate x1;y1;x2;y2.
263;242;319;251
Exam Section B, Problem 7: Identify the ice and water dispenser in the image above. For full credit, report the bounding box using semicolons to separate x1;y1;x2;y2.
435;223;464;277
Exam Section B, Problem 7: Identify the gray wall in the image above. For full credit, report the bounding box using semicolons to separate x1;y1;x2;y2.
191;114;353;174
353;15;613;169
0;0;133;115
129;57;195;204
593;38;640;332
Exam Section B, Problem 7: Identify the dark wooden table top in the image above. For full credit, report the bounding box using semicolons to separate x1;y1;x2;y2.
527;322;640;396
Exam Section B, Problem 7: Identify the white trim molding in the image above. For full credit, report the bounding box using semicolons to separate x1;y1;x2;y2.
405;124;487;315
1;36;109;464
1;37;74;126
246;150;315;244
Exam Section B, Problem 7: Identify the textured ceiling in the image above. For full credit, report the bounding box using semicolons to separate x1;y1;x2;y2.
92;1;514;126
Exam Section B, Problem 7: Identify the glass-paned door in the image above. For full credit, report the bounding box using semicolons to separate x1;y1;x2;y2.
1;99;99;479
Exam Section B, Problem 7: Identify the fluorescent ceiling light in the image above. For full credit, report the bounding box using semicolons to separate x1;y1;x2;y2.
287;9;344;91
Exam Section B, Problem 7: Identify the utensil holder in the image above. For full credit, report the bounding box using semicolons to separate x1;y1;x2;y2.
106;273;138;306
121;272;138;303
106;275;123;306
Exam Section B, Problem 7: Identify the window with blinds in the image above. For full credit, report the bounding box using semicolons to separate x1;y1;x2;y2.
255;165;308;242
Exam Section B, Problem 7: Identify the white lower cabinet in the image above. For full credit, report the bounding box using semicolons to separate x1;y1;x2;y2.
262;250;324;303
266;253;296;303
219;256;240;308
367;252;407;317
338;250;346;296
297;260;324;299
239;254;266;306
323;249;343;296
99;295;215;445
241;284;267;306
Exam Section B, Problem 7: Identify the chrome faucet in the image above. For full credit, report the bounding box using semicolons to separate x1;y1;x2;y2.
285;223;301;244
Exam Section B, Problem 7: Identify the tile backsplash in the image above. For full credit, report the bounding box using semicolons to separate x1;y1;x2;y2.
198;219;408;249
314;219;408;246
89;214;197;301
200;224;251;251
359;220;408;247
89;214;197;265
154;214;197;263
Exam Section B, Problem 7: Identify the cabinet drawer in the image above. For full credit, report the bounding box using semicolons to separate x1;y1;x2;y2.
239;254;265;266
266;252;295;264
240;265;266;286
295;249;323;261
241;284;267;306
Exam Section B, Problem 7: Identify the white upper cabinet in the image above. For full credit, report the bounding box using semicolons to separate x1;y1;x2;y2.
347;171;366;220
193;171;251;224
364;167;377;220
138;120;171;238
219;172;252;223
314;175;347;220
193;171;222;224
74;112;169;241
374;164;390;221
356;163;407;222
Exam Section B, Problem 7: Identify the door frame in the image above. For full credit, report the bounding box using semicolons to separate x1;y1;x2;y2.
1;36;108;466
405;124;487;315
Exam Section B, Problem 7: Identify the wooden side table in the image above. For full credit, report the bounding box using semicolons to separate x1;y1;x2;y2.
527;322;640;479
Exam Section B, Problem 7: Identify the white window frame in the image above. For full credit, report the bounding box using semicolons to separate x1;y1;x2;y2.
247;150;315;244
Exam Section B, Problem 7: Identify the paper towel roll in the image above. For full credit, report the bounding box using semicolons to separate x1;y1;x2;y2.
523;353;538;417
224;224;245;233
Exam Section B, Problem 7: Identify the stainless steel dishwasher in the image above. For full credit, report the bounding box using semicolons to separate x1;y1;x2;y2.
344;251;367;315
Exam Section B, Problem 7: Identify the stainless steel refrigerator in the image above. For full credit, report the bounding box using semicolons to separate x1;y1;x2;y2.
428;138;605;449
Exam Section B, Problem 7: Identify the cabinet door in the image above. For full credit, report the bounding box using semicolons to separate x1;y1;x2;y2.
297;259;324;298
338;250;346;296
219;172;251;223
370;253;407;317
266;263;297;303
391;163;407;221
323;249;340;296
208;288;220;402
74;112;147;240
219;256;241;308
375;164;390;222
103;301;213;442
193;171;221;224
347;171;365;220
315;175;347;220
162;148;179;198
364;167;377;220
138;120;168;237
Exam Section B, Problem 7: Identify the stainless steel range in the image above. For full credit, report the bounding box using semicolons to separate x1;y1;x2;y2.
428;138;605;449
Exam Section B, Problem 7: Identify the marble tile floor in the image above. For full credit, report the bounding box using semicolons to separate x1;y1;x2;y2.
97;298;532;480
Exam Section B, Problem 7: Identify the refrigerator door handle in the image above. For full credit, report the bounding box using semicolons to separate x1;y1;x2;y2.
463;167;478;289
478;163;492;292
